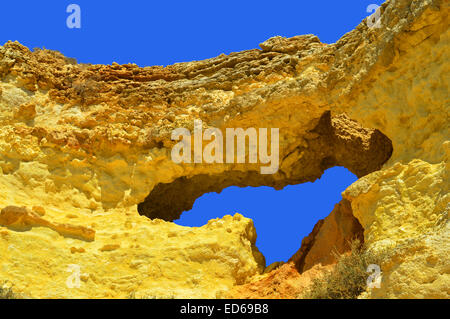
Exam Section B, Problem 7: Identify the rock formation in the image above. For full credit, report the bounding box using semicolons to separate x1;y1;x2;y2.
0;0;448;298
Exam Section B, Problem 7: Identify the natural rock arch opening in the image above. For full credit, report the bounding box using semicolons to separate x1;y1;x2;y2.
137;112;393;222
137;111;393;273
173;166;359;266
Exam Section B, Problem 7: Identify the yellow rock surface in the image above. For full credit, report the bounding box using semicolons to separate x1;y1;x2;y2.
0;212;264;298
0;0;448;298
344;158;449;298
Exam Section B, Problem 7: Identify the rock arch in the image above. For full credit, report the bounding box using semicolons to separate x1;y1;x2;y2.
138;111;392;221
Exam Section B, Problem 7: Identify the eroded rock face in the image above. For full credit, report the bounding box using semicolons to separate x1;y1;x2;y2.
344;158;449;299
0;212;264;298
0;205;95;241
138;112;392;221
0;0;448;298
227;262;334;299
289;199;364;273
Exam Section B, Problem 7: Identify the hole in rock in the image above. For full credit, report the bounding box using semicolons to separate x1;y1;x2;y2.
174;167;357;265
137;112;393;267
138;112;393;223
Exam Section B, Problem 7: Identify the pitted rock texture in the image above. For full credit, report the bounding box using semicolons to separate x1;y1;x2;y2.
0;212;264;298
343;158;449;298
0;0;446;215
138;112;392;221
0;0;448;298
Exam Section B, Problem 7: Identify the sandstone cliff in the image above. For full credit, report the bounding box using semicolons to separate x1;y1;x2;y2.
0;0;448;298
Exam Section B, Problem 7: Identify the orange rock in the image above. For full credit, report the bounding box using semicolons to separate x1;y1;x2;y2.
290;199;363;273
32;206;46;216
228;262;333;299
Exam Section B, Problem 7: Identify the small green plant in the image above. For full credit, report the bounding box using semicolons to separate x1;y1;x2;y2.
301;239;389;299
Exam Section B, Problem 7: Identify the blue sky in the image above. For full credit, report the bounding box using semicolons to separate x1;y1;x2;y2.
0;0;383;265
1;1;383;66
